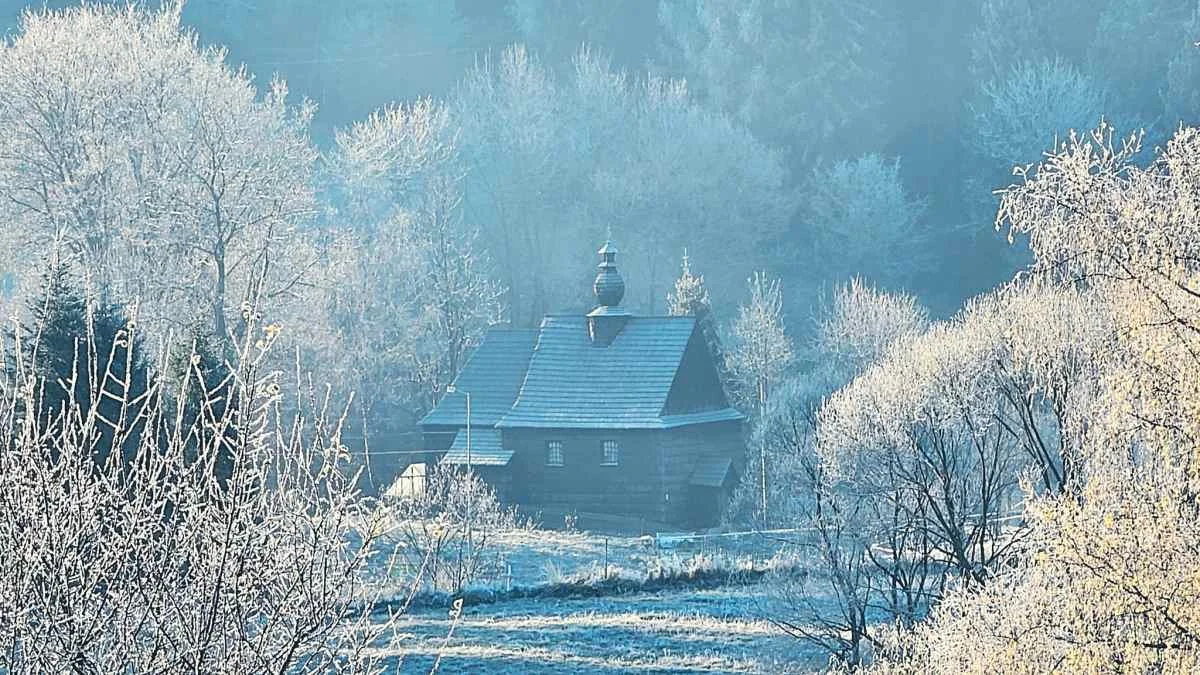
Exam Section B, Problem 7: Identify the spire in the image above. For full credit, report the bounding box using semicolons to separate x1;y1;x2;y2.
593;239;625;308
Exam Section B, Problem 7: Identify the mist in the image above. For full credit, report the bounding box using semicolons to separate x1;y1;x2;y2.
1;1;1199;672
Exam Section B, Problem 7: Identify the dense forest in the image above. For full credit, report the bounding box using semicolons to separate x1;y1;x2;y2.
5;0;1193;321
3;0;1194;438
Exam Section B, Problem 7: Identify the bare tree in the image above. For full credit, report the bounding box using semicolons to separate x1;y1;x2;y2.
0;4;319;346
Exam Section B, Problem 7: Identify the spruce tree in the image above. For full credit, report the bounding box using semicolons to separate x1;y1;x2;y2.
14;260;151;469
22;260;89;427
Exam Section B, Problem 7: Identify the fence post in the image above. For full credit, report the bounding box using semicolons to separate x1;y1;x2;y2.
604;537;609;579
505;561;512;593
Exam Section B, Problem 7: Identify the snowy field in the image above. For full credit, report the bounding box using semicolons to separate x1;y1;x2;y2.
368;527;827;673
379;585;824;674
378;525;802;591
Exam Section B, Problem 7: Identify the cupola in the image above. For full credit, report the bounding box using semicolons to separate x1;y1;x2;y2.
587;239;630;345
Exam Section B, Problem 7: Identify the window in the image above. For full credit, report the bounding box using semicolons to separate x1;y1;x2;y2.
546;440;564;467
602;440;620;466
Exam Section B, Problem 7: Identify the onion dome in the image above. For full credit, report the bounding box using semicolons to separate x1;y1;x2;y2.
593;240;625;308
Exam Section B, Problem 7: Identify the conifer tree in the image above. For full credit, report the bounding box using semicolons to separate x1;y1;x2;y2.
12;260;151;469
666;249;710;318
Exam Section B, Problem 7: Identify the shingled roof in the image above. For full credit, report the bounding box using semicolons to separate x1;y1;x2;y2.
496;315;740;429
441;429;513;466
419;328;538;427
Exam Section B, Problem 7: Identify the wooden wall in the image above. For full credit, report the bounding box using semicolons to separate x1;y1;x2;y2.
656;420;744;525
505;428;666;522
503;419;745;526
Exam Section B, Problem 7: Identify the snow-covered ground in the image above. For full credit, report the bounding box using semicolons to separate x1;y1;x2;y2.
378;525;801;592
368;527;827;673
378;585;825;674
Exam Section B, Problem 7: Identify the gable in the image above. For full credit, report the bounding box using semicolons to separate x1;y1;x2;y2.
662;328;732;415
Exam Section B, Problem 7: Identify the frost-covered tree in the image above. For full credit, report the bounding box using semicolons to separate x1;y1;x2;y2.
817;279;1105;612
735;282;930;666
453;45;791;323
752;383;881;667
798;155;931;298
726;272;792;515
732;280;926;524
0;4;318;345
727;272;792;415
667;250;737;404
328;98;460;228
873;124;1200;673
656;0;896;165
0;293;401;671
971;59;1112;173
965;58;1122;269
666;250;710;318
811;278;929;384
324;100;503;431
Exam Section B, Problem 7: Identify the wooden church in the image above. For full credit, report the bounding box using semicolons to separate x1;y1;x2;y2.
420;242;745;527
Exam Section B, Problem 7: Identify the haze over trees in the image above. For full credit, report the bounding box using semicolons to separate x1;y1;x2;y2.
5;0;1200;671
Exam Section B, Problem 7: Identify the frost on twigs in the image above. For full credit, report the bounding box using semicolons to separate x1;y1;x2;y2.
872;121;1200;672
0;293;403;672
381;465;519;595
0;3;318;347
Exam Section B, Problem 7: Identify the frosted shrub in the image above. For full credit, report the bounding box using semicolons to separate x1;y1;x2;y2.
384;465;518;594
0;296;400;672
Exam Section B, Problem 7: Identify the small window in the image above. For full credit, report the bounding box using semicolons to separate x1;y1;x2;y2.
546;440;564;467
602;440;619;466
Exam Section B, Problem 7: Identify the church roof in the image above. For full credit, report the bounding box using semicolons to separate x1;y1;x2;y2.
420;239;743;433
418;328;538;427
496;315;736;429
